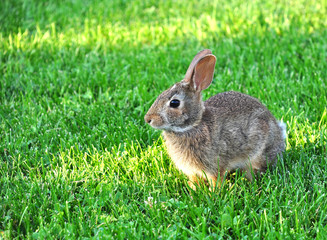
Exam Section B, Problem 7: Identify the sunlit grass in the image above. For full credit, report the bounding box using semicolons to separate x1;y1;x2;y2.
1;0;327;238
1;0;327;50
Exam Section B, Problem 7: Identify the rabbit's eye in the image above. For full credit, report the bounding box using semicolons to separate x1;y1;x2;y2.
170;99;180;108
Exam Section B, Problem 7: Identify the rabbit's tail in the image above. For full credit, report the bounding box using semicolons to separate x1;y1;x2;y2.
278;121;287;140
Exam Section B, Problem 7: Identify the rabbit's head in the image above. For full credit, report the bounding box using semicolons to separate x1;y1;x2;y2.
144;50;216;132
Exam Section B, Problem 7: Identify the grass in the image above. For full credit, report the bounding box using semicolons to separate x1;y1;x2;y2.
0;0;327;238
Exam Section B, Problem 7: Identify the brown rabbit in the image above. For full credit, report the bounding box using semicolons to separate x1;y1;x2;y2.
144;49;286;190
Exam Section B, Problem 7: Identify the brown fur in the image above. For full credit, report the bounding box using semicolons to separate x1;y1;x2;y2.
144;50;286;189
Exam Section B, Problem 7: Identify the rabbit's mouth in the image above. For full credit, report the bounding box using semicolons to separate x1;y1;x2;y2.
145;111;195;133
145;115;192;132
144;113;165;128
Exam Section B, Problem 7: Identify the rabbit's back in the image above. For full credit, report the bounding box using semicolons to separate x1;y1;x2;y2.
205;91;267;114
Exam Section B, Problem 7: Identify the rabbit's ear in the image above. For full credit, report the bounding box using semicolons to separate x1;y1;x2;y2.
193;54;216;91
184;49;212;82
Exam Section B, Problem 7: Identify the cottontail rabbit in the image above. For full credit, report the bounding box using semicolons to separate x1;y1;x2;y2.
144;49;286;189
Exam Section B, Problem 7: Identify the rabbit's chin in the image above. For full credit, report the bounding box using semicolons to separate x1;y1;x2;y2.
163;125;194;133
150;123;193;133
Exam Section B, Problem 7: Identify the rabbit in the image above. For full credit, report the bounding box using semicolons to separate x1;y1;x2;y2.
144;49;286;190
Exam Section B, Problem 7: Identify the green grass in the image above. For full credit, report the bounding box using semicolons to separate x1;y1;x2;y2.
1;0;327;238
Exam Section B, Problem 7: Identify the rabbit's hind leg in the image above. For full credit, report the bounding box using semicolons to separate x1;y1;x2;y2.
245;155;268;181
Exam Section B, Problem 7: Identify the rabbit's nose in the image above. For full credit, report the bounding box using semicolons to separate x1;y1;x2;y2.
144;114;152;124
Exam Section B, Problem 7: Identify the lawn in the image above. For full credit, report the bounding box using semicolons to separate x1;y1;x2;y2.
0;0;327;239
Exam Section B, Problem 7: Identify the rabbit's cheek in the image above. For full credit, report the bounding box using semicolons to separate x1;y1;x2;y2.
167;110;186;124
